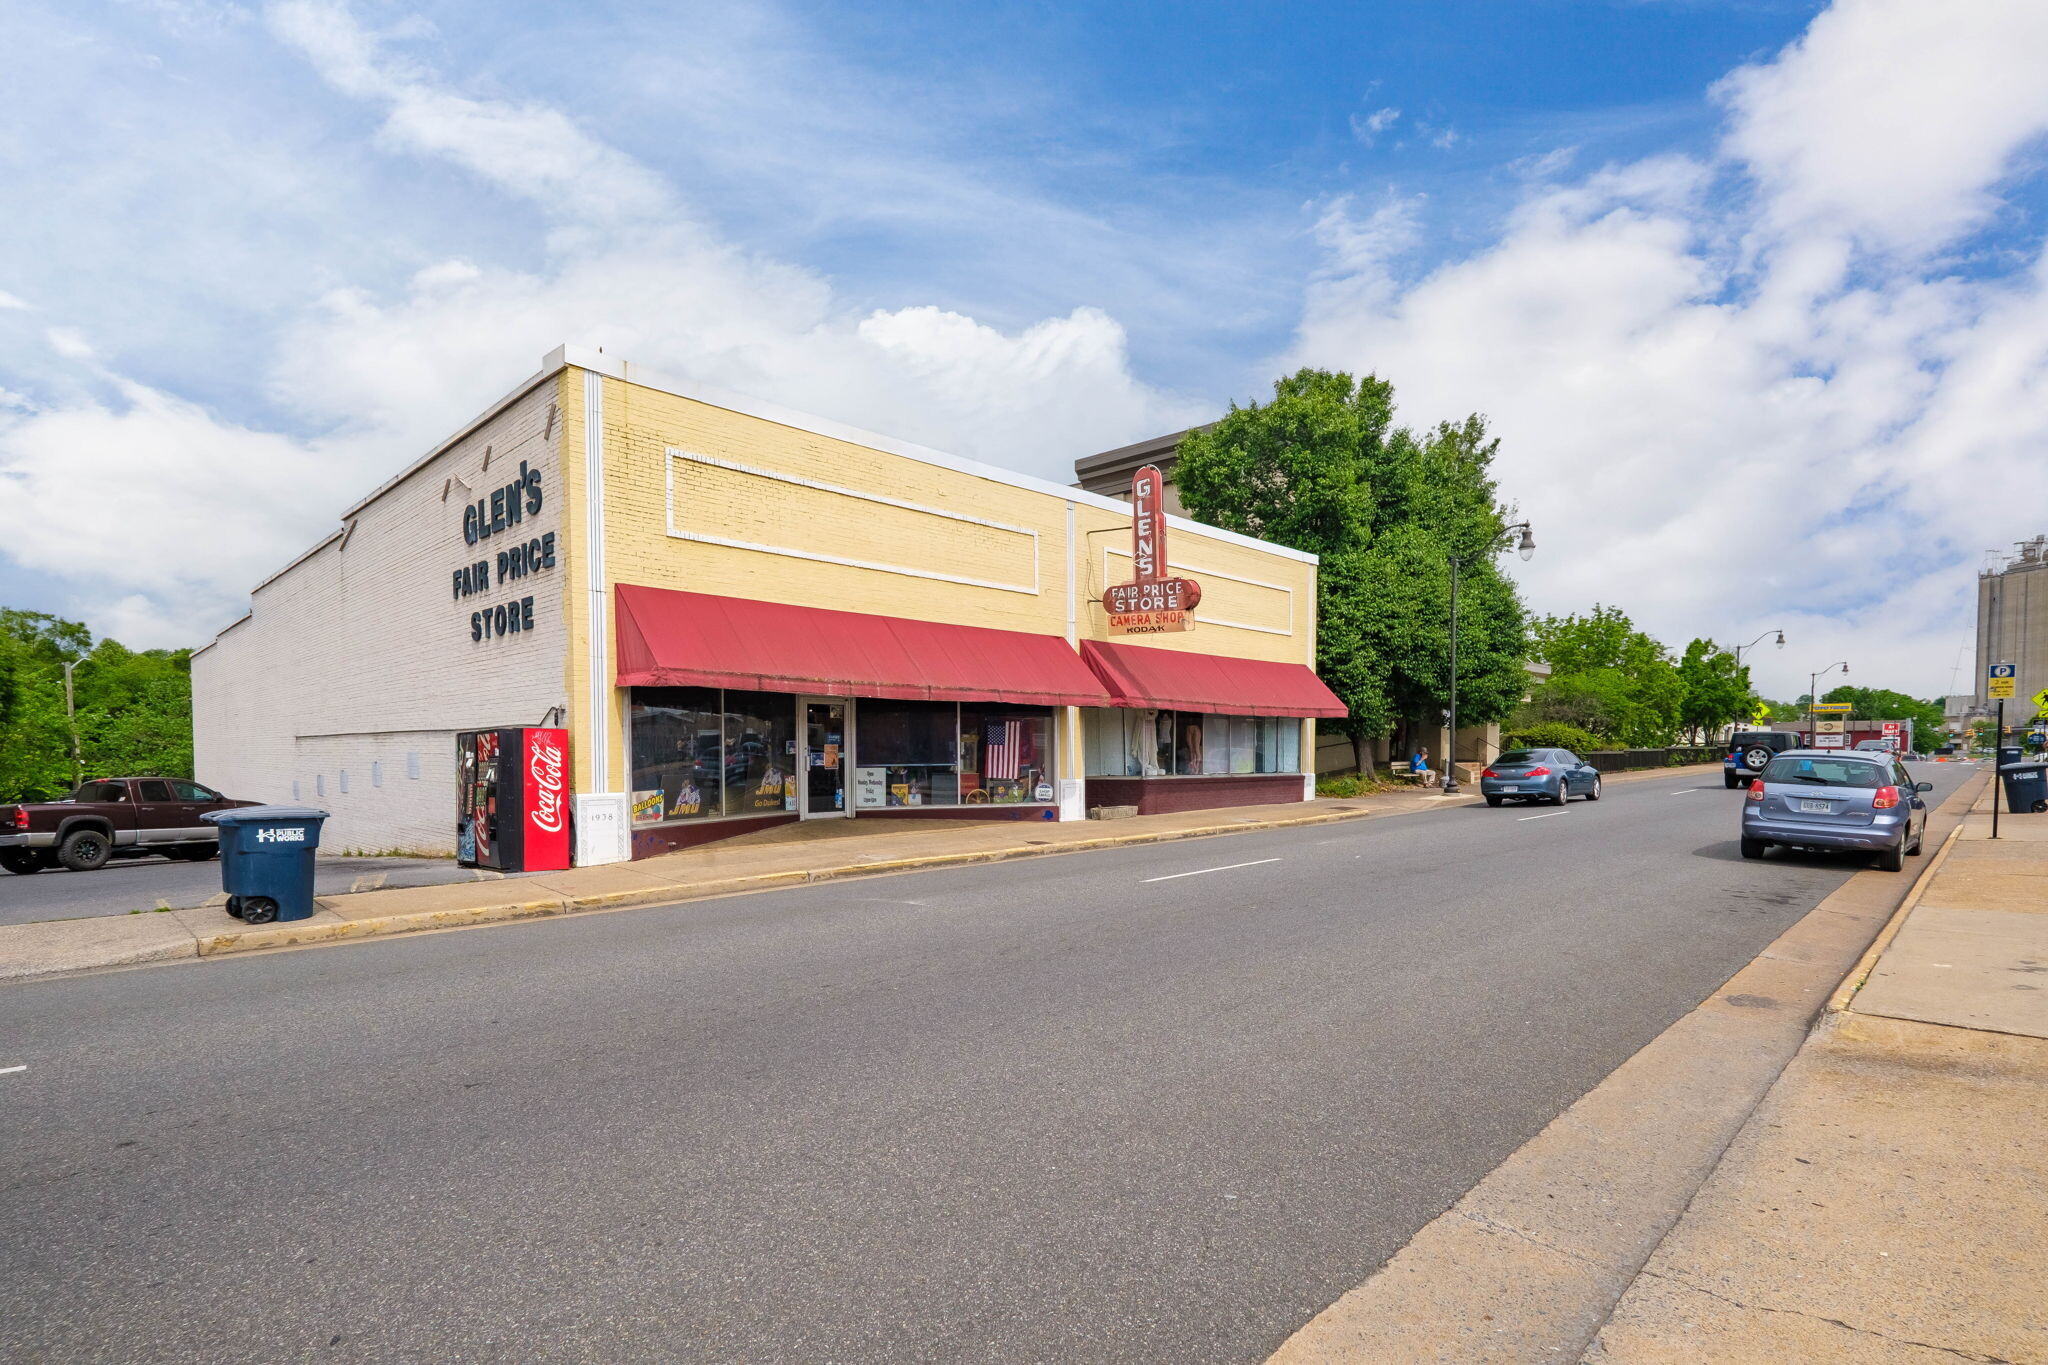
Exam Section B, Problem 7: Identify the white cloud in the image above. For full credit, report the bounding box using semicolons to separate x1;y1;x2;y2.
1716;0;2048;254
264;0;673;223
0;0;1200;647
6;0;2047;705
1290;4;2048;700
0;378;364;648
1350;107;1400;147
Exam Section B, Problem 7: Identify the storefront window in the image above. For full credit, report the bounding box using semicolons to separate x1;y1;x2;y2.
857;699;955;807
724;692;799;817
629;687;723;822
852;700;1056;808
1082;708;1303;777
960;705;1054;805
631;692;1058;819
629;687;796;824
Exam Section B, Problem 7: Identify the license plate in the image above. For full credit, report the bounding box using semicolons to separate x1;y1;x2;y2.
1799;799;1832;813
1500;785;1518;793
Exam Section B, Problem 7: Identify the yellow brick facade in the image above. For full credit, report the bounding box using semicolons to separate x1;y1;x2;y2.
546;349;1320;807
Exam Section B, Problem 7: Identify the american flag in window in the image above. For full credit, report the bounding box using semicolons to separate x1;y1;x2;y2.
984;717;1024;780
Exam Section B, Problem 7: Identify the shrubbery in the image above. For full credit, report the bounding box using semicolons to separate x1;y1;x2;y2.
1501;721;1611;754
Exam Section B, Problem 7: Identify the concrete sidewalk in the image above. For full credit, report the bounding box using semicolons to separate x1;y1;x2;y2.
1583;787;2048;1363
0;764;1712;985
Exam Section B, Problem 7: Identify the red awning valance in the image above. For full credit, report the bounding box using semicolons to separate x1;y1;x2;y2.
615;585;1114;707
1079;639;1347;718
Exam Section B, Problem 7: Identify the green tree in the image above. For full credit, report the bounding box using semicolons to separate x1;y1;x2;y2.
1176;370;1529;774
1522;606;1684;746
0;611;194;801
1676;638;1752;742
1817;685;1944;742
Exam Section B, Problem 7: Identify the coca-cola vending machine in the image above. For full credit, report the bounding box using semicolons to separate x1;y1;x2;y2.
456;726;571;872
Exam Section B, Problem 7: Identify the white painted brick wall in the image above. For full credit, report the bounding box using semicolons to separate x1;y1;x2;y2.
192;381;570;855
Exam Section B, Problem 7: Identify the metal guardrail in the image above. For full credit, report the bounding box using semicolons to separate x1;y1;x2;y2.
1584;746;1719;773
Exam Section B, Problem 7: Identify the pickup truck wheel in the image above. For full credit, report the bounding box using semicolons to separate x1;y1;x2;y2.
1;849;43;876
58;829;113;872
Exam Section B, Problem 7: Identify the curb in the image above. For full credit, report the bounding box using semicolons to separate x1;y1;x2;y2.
202;802;1475;959
5;762;1720;980
194;765;1720;959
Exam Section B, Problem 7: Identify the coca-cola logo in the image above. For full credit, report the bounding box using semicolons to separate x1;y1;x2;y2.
529;741;566;833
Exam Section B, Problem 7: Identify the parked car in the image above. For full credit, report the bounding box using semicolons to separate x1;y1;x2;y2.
1724;730;1802;788
0;778;255;874
1479;748;1603;806
1739;750;1932;872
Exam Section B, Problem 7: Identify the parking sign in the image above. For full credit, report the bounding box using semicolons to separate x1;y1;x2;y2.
1989;663;2017;700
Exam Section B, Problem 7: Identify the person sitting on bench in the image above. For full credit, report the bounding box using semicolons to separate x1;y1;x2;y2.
1410;747;1440;787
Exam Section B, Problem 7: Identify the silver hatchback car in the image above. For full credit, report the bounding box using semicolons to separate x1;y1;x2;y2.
1739;749;1932;871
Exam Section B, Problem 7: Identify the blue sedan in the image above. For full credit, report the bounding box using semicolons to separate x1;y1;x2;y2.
1479;748;1602;807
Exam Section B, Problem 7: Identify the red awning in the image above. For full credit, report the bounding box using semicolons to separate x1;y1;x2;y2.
615;585;1114;707
1079;639;1348;718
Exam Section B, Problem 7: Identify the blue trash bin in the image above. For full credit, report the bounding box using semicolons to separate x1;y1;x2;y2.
202;806;330;925
1998;761;2048;815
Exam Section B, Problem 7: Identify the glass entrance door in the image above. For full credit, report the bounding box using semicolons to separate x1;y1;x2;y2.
801;700;848;818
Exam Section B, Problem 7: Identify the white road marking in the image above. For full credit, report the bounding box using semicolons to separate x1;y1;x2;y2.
1517;811;1569;821
1143;858;1282;883
0;1065;26;1076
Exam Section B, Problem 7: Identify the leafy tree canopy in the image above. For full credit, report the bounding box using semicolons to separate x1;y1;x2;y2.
1818;685;1944;738
1676;638;1752;742
1176;370;1530;771
1522;606;1685;747
0;610;193;802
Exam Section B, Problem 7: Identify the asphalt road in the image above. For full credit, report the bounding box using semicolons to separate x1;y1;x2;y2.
0;853;506;926
0;763;1977;1364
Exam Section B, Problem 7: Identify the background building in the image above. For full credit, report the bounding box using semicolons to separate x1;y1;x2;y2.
1976;536;2048;730
194;347;1339;862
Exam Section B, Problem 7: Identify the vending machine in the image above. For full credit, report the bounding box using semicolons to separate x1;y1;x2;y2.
456;726;572;872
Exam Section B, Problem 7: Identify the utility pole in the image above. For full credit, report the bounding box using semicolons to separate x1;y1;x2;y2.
62;658;82;788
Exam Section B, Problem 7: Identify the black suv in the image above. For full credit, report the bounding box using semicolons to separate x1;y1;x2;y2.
1724;730;1801;788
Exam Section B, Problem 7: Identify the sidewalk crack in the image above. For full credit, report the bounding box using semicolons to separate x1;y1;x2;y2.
1634;1268;2015;1363
1460;1210;1600;1268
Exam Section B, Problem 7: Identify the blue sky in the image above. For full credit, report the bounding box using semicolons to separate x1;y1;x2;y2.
2;0;2045;700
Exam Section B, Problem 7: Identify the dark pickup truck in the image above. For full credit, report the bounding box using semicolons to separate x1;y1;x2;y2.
0;778;256;874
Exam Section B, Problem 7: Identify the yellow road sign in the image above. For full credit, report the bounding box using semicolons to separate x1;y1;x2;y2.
1989;664;2017;699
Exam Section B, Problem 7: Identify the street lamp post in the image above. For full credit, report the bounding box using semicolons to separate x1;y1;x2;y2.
1733;629;1785;669
1808;660;1849;746
1444;522;1536;795
1718;630;1785;743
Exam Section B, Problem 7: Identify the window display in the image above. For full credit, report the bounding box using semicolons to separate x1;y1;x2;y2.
628;687;796;824
1082;708;1301;776
853;701;1055;807
631;692;1059;819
